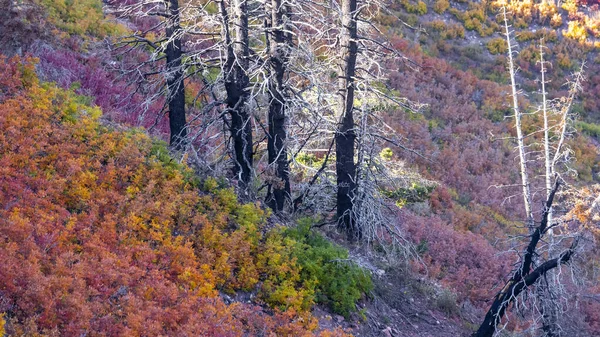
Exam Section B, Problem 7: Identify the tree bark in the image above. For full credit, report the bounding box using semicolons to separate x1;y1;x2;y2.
473;247;575;337
219;0;253;191
265;0;291;213
165;0;187;150
336;0;359;240
474;181;573;337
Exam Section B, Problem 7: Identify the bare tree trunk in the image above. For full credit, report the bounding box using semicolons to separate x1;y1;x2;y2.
473;246;575;337
265;0;291;213
474;182;577;337
539;39;560;337
541;40;553;226
503;7;533;229
336;0;359;240
165;0;187;150
219;0;253;191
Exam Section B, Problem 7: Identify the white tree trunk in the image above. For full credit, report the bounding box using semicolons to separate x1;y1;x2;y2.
503;7;534;229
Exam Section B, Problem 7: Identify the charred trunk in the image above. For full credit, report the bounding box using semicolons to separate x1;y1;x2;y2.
336;0;359;240
265;0;291;213
474;182;575;337
220;0;253;191
165;0;187;150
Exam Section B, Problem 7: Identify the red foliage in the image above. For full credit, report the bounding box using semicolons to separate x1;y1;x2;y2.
0;57;349;337
401;210;511;307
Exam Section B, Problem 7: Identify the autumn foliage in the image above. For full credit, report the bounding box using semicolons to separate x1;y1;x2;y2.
0;56;353;336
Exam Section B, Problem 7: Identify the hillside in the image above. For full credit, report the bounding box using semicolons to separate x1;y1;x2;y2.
1;0;599;336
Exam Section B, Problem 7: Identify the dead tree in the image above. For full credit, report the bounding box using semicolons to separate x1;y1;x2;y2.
264;0;292;213
336;0;359;239
473;182;578;337
164;0;187;149
111;0;188;150
503;7;534;229
218;0;253;192
475;8;586;336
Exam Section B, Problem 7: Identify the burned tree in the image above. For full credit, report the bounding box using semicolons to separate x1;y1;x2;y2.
164;0;187;149
336;0;359;239
474;8;587;336
264;0;292;213
111;0;188;149
218;0;253;192
474;181;578;337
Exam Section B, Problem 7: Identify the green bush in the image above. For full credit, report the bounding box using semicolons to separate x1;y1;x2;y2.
486;37;508;55
433;0;450;14
262;219;373;317
40;0;128;37
577;121;600;138
403;0;428;15
382;183;435;207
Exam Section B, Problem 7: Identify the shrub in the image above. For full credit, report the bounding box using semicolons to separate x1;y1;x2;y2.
436;289;459;315
536;28;558;42
577;121;600;138
557;52;574;69
433;0;450;14
564;20;588;42
537;0;559;24
428;20;447;32
550;13;563;28
0;313;5;336
403;211;510;307
0;56;347;336
382;183;435;207
261;219;373;317
464;18;481;31
516;30;536;42
40;0;127;37
487;37;508;55
403;0;428;15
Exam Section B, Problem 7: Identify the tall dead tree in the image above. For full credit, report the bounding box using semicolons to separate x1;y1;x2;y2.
473;181;578;337
164;0;187;149
219;0;253;192
503;7;533;229
111;0;188;150
265;0;292;212
336;0;359;239
475;9;586;336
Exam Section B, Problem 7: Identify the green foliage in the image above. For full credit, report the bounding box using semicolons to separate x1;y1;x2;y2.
516;31;536;42
402;0;428;15
380;148;394;161
577;121;600;138
382;183;435;207
261;219;373;317
39;0;127;37
433;0;450;14
296;152;327;168
450;4;496;37
427;20;465;40
486;38;508;55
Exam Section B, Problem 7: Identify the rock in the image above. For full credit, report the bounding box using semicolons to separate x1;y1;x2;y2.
335;315;344;323
381;327;393;337
376;269;385;276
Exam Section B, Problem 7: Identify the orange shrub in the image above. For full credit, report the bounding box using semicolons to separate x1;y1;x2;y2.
0;56;350;336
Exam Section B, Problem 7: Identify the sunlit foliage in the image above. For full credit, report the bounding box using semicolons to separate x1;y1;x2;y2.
38;0;127;37
0;56;354;336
